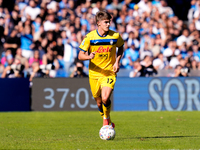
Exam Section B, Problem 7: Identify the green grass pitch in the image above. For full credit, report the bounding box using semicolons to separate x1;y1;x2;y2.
0;111;200;149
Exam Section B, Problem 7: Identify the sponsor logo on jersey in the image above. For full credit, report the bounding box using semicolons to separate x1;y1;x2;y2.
96;46;112;53
99;54;108;59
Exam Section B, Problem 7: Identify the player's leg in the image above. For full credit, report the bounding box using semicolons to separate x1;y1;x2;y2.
95;96;115;127
101;76;116;126
89;78;103;118
101;86;113;126
95;97;104;118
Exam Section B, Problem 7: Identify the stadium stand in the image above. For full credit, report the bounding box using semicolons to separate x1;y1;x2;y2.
0;0;199;79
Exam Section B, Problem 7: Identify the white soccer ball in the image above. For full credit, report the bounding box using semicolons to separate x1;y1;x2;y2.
99;125;116;140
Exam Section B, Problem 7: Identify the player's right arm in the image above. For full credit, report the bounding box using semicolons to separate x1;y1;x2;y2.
78;35;96;60
78;51;96;60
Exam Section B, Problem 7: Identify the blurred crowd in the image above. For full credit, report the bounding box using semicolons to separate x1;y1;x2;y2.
0;0;199;80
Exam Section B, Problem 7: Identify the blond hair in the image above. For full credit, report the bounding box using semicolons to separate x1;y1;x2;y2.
95;11;112;25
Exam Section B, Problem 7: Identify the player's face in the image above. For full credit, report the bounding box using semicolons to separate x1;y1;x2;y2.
98;19;110;32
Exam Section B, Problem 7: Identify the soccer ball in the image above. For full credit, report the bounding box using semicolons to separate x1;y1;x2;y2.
99;125;116;140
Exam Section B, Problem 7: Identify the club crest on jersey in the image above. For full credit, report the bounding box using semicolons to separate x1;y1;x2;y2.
110;40;113;45
82;40;85;46
96;46;112;53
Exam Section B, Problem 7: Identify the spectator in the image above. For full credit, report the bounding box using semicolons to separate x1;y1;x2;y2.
116;13;126;27
54;23;62;39
187;0;197;23
29;61;46;82
172;64;189;77
1;58;24;78
191;59;198;70
10;10;21;26
52;36;65;69
24;0;40;21
59;0;68;10
188;22;196;35
15;47;29;69
74;6;82;18
1;49;13;67
36;7;47;22
70;59;88;78
126;31;139;48
126;19;136;34
47;1;58;13
69;12;76;26
20;25;34;59
58;8;70;22
74;17;81;33
140;41;153;60
157;0;174;18
4;28;21;57
137;0;149;14
68;0;75;11
152;0;160;7
169;52;182;69
163;41;178;62
151;37;162;57
121;0;135;9
119;25;128;41
0;61;4;76
191;40;200;62
191;31;200;47
125;9;134;23
32;16;41;34
0;0;199;78
80;12;90;31
46;31;56;49
110;0;123;10
52;36;64;59
0;16;5;57
178;42;188;59
63;39;77;74
44;13;56;32
60;30;68;45
29;50;43;67
176;29;190;47
153;53;168;70
101;0;108;10
180;57;189;70
92;1;101;15
33;25;44;43
122;43;139;69
129;56;157;77
42;47;59;70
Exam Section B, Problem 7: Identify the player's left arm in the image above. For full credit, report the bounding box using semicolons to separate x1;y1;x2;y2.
113;33;124;73
113;45;124;73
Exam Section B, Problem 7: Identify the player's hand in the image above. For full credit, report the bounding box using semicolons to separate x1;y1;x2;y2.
89;52;96;59
113;62;120;73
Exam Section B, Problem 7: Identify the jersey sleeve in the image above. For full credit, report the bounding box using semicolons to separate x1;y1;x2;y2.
116;34;124;48
79;35;90;52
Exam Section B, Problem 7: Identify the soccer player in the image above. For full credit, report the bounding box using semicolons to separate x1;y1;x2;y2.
78;11;124;127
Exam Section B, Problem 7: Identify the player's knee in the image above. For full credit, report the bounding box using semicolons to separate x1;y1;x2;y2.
97;102;102;108
101;96;109;104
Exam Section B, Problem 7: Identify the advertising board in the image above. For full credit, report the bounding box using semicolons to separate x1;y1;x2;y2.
0;78;30;111
114;77;200;111
32;77;200;111
32;78;113;111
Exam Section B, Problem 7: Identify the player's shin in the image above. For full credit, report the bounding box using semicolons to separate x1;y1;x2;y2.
103;100;111;126
98;108;104;119
96;97;104;118
99;104;112;123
